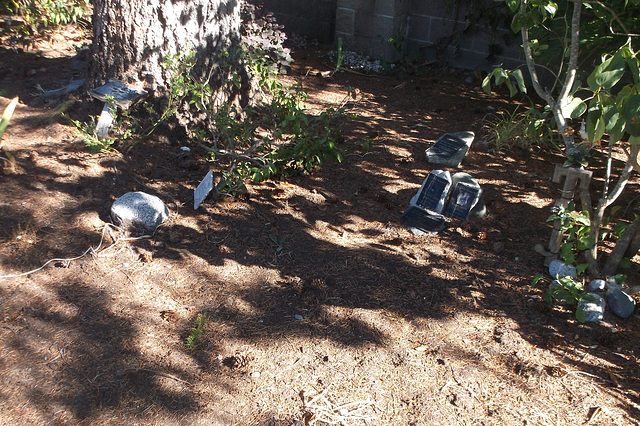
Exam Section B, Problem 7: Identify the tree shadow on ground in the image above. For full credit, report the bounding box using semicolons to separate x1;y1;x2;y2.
1;46;640;423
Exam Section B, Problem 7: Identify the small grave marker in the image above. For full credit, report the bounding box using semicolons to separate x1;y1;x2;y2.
410;170;451;213
194;170;214;210
89;81;146;139
401;206;446;235
425;131;474;167
40;79;84;98
444;182;481;221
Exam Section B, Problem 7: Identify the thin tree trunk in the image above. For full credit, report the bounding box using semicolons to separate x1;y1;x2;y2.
520;0;582;151
585;145;639;276
603;217;640;276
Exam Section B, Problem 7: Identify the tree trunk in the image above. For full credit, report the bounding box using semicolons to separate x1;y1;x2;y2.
89;0;247;102
603;217;640;276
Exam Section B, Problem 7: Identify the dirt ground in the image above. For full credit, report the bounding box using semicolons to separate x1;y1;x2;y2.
1;26;640;426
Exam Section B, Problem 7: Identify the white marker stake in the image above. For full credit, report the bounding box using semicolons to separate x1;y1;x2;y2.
95;102;117;139
194;170;214;210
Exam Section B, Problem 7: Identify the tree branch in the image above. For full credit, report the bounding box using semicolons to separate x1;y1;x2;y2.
586;0;636;54
604;145;638;209
558;0;582;102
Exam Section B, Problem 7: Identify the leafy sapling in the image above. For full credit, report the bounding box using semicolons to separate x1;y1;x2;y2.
185;313;206;349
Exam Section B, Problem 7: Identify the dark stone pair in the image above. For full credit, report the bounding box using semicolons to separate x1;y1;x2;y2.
402;170;484;235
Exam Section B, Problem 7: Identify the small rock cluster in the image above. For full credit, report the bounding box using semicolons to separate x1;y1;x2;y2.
548;260;636;322
327;50;389;74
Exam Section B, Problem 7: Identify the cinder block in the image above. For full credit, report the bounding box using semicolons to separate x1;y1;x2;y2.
410;0;450;19
338;0;369;10
317;0;338;18
374;0;396;16
429;17;459;40
407;15;430;42
336;8;356;35
355;14;395;38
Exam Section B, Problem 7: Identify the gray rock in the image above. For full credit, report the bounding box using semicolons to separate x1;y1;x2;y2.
548;259;577;279
606;289;636;319
548;279;562;292
587;279;606;292
606;276;622;290
111;192;169;233
577;293;605;322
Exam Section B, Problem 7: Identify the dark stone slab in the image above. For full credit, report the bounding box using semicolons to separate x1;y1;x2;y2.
444;182;481;221
450;172;486;219
425;131;474;167
401;206;446;235
410;170;451;214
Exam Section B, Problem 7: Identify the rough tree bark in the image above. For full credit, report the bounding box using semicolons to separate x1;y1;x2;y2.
88;0;246;101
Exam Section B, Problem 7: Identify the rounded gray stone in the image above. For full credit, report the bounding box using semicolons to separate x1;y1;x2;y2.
577;293;605;322
606;289;636;319
549;259;577;279
111;191;169;233
587;279;606;292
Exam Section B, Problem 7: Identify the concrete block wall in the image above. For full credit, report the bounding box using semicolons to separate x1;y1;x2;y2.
405;0;523;70
335;0;410;61
255;0;524;70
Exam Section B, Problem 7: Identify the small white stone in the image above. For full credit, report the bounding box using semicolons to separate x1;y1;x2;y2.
180;146;191;152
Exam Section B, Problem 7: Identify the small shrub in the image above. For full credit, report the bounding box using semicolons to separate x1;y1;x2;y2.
185;313;206;349
532;274;595;323
2;0;88;47
483;107;557;153
547;202;594;273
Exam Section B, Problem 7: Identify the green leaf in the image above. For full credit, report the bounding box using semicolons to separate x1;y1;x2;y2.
532;273;545;287
613;273;627;285
482;74;492;94
587;113;606;142
512;69;527;94
543;1;558;16
506;79;517;97
576;263;589;276
511;12;526;33
587;51;626;91
627;56;640;85
576;236;595;251
0;97;19;141
506;0;521;13
600;103;623;140
560;243;575;265
624;95;640;136
575;308;586;323
555;289;571;302
574;215;590;226
561;96;587;119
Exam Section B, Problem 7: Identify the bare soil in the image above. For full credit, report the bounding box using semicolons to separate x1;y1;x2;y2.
1;28;640;425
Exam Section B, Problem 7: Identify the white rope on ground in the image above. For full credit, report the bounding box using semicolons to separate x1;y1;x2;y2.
0;223;151;279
